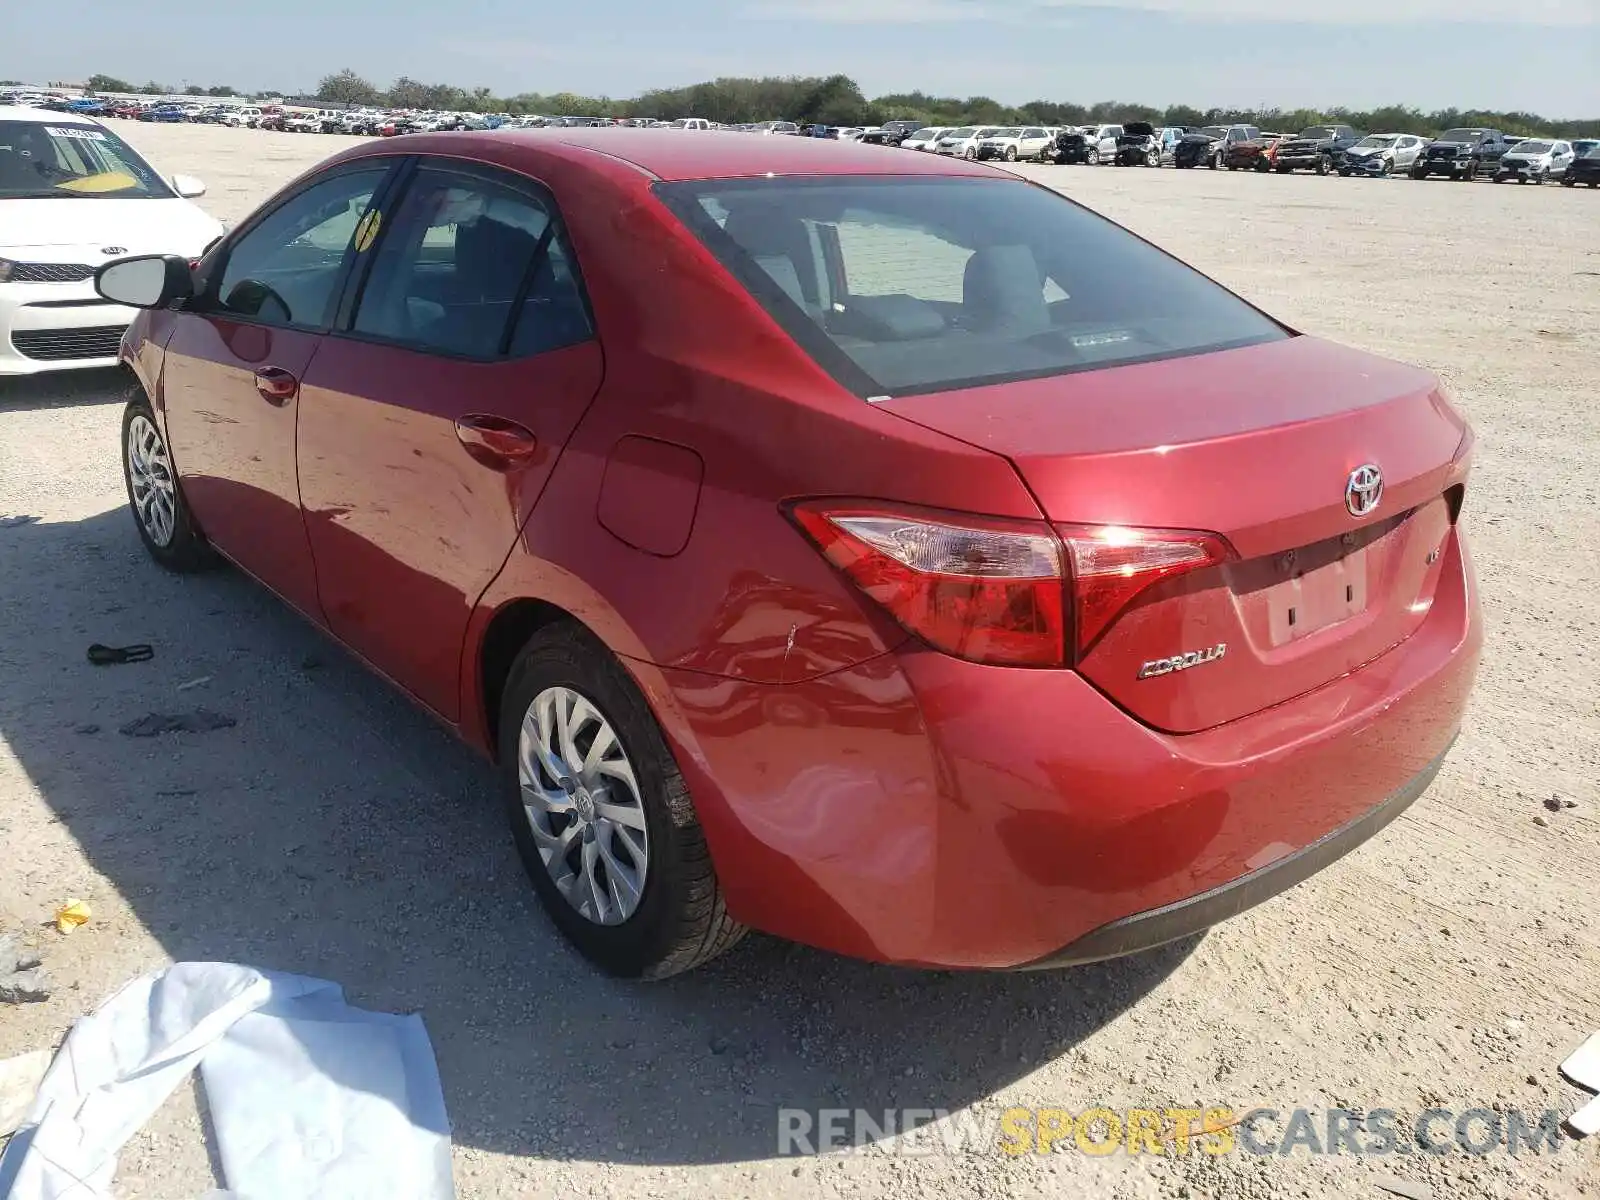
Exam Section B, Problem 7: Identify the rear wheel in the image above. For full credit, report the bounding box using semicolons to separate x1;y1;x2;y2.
498;623;746;979
121;393;215;572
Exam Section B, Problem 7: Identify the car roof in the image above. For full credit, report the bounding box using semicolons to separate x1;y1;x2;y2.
381;128;1000;181
0;105;100;125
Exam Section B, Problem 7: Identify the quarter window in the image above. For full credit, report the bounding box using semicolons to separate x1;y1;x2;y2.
349;166;591;359
211;170;385;328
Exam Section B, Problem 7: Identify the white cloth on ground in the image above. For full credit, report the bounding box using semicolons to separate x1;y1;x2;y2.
0;962;452;1200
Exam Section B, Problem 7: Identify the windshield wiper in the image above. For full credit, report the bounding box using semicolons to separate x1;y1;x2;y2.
1;189;95;199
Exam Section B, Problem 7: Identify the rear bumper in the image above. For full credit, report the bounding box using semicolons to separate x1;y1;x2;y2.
0;283;135;375
1019;738;1451;968
643;528;1481;970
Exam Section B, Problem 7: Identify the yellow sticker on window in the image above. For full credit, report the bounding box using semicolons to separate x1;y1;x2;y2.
353;209;382;252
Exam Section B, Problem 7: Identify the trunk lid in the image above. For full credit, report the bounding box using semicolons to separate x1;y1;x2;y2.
877;336;1469;733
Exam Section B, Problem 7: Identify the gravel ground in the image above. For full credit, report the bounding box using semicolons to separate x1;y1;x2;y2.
1;123;1597;1199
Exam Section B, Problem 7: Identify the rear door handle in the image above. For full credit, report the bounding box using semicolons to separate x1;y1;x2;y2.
253;366;299;405
455;414;541;469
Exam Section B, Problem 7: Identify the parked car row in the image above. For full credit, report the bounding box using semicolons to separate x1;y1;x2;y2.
14;87;1597;189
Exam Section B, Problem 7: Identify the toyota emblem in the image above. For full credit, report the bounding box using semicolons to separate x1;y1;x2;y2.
101;246;126;256
1345;464;1383;517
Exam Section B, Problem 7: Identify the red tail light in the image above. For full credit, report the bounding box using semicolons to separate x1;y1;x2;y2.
790;501;1066;667
789;502;1229;667
1057;525;1231;656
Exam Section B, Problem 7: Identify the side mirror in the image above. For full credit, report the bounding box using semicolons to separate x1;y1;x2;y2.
94;255;194;309
171;174;206;198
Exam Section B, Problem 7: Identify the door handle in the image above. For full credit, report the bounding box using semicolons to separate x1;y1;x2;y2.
455;414;541;470
253;366;299;405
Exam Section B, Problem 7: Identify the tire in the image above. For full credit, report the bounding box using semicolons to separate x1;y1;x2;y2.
1147;149;1161;167
498;622;746;979
1410;168;1426;180
1380;159;1393;176
1004;146;1017;162
1315;155;1330;176
1207;152;1219;170
1276;163;1290;174
1561;177;1574;187
121;392;215;572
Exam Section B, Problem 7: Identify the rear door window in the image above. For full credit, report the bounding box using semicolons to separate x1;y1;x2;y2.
657;176;1287;399
348;165;591;359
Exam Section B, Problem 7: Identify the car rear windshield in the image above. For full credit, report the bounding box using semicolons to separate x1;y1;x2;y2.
656;176;1288;400
1437;129;1485;142
0;120;172;200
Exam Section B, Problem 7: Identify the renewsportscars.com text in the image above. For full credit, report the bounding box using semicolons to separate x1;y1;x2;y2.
776;1106;1569;1158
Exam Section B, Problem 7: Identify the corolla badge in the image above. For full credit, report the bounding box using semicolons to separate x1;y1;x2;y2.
100;246;127;256
1345;463;1383;517
1138;643;1227;680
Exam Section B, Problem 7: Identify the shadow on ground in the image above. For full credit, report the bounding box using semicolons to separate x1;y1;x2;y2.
0;505;1196;1166
0;368;130;412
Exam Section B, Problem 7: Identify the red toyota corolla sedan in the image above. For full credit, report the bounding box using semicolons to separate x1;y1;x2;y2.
96;130;1480;979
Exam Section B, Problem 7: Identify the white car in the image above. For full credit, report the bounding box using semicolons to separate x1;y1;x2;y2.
933;126;1000;158
0;107;223;374
1339;133;1428;176
1079;124;1125;165
1495;139;1576;184
974;126;1055;163
899;126;947;152
221;107;263;128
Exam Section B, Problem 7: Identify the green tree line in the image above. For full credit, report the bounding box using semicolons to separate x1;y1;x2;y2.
85;70;1598;139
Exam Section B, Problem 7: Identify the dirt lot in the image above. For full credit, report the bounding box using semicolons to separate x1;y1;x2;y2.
2;122;1597;1199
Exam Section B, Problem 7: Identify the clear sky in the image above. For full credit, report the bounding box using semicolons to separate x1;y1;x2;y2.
6;0;1597;116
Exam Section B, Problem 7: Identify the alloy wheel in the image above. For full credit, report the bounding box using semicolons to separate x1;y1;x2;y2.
126;413;177;548
517;685;650;926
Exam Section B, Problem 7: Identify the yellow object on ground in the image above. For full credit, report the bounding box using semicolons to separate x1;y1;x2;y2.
54;900;91;933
